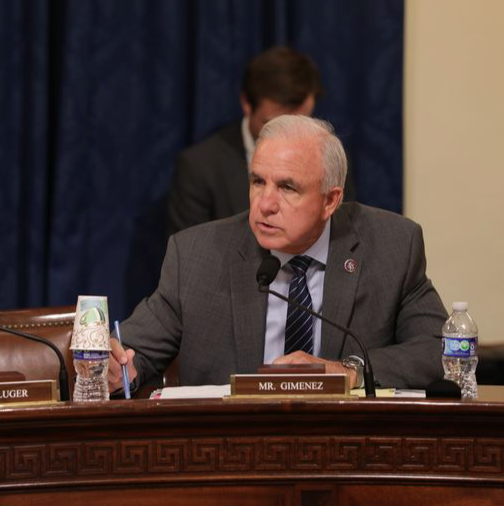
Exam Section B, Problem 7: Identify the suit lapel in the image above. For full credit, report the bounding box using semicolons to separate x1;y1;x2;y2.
229;222;268;373
227;206;363;368
320;206;363;360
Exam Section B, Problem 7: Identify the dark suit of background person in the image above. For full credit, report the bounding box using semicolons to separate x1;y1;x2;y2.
116;115;446;392
166;46;356;236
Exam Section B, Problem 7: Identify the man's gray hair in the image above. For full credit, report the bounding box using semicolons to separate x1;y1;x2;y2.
255;115;347;193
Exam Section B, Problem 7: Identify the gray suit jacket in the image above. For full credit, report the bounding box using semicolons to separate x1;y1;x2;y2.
122;203;447;389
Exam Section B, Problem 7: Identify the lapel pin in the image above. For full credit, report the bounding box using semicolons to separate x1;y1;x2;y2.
344;258;357;273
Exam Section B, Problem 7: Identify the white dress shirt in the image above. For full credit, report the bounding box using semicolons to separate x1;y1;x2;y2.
241;116;255;165
263;219;331;363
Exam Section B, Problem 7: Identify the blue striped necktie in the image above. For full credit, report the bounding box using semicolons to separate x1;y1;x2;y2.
284;255;313;355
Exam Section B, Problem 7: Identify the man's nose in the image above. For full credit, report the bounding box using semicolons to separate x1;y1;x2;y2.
258;186;279;214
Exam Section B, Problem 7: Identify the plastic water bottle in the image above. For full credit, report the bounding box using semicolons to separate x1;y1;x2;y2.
442;302;478;399
73;350;110;401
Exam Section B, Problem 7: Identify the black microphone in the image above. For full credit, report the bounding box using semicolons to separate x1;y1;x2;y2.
256;254;282;287
0;325;71;401
256;254;376;398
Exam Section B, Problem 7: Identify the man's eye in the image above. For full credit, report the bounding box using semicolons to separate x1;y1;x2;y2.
251;178;264;186
281;184;296;192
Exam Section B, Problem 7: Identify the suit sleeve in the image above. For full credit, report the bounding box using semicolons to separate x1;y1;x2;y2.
367;224;447;389
120;235;183;386
166;153;214;235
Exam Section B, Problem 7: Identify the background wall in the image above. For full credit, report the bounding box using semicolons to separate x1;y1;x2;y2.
0;1;404;321
404;0;504;344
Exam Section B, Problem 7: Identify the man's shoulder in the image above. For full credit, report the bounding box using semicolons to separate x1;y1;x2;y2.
173;211;250;248
178;121;245;163
338;202;420;244
340;202;415;225
331;203;426;275
168;212;258;272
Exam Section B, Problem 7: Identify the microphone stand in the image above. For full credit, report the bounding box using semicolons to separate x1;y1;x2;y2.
0;325;71;401
258;284;376;398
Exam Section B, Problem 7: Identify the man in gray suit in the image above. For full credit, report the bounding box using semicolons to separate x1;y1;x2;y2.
110;115;446;392
166;46;356;237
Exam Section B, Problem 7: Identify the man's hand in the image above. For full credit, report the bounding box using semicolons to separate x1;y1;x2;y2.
109;338;138;393
272;351;358;389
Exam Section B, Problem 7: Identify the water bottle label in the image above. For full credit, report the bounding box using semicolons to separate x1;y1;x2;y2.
442;337;477;357
73;350;110;360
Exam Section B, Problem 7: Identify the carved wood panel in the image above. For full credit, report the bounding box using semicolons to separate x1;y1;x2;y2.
0;435;502;486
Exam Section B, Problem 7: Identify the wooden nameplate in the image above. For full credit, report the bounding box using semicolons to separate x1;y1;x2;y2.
0;380;58;405
230;372;349;398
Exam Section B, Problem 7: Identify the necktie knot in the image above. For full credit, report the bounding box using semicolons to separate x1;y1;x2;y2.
289;255;312;275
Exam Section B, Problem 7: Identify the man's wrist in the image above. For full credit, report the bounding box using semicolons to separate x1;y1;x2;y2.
342;355;364;389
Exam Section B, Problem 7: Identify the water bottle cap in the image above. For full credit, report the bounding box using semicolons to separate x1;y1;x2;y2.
452;301;468;311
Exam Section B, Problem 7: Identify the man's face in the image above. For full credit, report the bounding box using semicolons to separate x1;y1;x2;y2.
241;95;315;140
248;136;342;254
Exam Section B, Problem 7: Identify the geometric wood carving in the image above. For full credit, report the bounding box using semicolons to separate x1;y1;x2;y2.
1;436;503;485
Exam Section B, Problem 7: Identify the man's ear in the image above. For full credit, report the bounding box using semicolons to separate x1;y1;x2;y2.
323;187;344;219
240;93;252;117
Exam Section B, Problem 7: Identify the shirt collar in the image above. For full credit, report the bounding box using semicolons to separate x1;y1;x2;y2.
272;218;331;268
241;116;256;165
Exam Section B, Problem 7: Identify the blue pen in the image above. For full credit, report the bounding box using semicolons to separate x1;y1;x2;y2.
114;320;131;399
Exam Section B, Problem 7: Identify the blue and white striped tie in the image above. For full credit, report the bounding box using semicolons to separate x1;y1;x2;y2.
284;255;313;355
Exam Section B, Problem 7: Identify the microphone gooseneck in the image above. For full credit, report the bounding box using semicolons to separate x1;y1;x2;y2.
257;255;376;398
0;325;71;401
